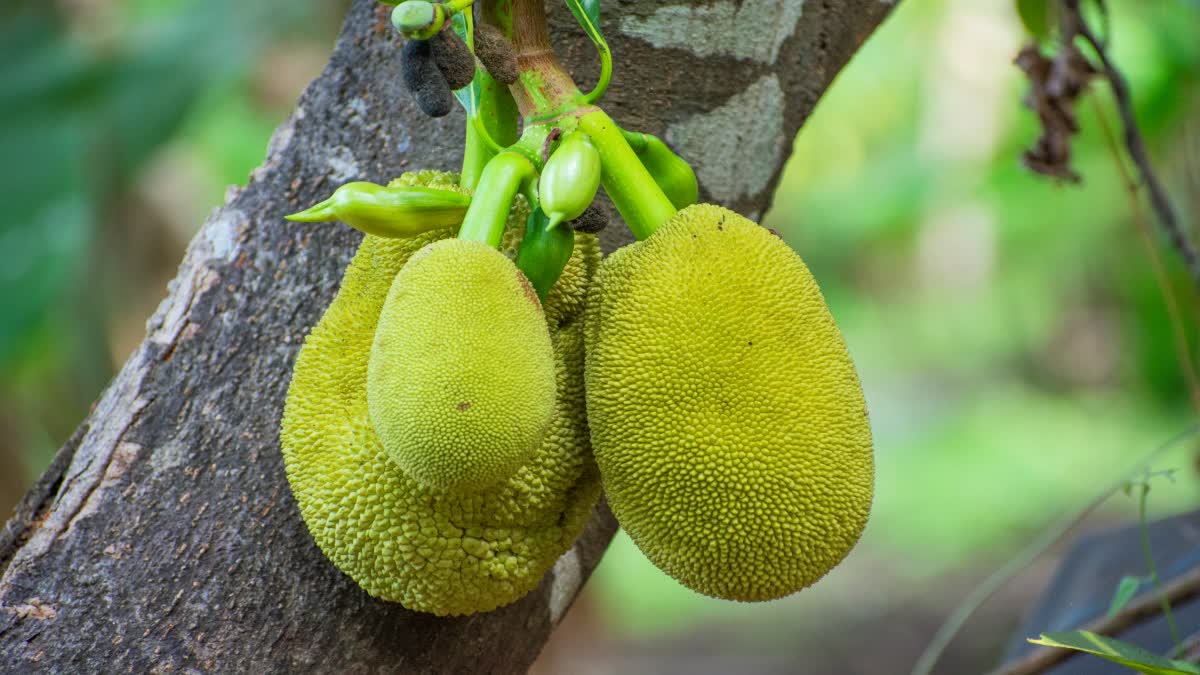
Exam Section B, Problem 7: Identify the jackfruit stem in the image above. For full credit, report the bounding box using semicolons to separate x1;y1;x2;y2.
578;110;678;240
458;151;536;248
473;0;676;240
490;0;593;124
461;68;519;191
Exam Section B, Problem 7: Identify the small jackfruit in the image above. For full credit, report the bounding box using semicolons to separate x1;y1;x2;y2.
583;203;874;602
367;238;556;491
281;171;601;615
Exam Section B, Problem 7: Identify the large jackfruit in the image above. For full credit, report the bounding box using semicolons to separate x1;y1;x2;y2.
583;203;873;602
367;238;556;491
281;171;601;616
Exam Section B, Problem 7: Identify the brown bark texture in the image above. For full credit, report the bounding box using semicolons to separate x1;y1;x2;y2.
0;0;896;672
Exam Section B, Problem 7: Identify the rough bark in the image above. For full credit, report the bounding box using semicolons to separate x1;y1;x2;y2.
0;0;897;672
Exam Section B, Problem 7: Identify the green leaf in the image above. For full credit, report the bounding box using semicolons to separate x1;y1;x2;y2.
1106;575;1142;617
1029;632;1200;674
1015;0;1056;41
563;0;610;103
564;0;603;45
450;11;481;116
580;0;600;25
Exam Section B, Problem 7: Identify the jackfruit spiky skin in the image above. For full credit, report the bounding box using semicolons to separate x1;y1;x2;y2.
367;238;556;491
281;171;601;616
584;203;874;603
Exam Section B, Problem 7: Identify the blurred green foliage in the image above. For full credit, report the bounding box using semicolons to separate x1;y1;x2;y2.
0;0;326;371
0;0;339;479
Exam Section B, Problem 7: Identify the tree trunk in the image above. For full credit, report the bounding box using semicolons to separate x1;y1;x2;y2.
0;1;896;671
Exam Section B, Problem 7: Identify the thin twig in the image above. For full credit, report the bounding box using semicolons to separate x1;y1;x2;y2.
1136;478;1183;651
909;425;1199;675
987;564;1200;675
1091;97;1200;413
1064;0;1200;286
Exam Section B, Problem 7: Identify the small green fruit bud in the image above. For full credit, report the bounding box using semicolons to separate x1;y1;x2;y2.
392;1;436;35
538;132;602;229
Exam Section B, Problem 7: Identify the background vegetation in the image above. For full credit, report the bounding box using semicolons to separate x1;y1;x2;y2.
2;0;1197;671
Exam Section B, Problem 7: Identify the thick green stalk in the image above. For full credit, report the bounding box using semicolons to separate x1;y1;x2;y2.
462;72;519;191
461;123;492;192
500;0;589;124
578;110;677;240
457;151;535;248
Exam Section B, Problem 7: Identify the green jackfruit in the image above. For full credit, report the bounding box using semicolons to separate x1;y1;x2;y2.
367;238;556;491
584;203;873;603
281;171;601;616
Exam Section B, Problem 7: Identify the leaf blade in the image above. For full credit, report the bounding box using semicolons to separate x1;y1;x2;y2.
1106;575;1143;617
1029;631;1200;675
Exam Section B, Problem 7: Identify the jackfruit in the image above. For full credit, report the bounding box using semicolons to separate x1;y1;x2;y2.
583;203;873;602
367;238;556;491
281;171;601;615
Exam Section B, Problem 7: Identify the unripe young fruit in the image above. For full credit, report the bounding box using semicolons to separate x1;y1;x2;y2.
280;172;602;614
284;182;471;238
584;204;874;603
367;238;557;491
539;132;602;229
391;1;436;34
633;134;699;209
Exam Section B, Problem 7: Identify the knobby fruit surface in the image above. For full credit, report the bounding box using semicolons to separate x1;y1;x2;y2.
367;238;556;491
281;171;601;616
584;203;874;602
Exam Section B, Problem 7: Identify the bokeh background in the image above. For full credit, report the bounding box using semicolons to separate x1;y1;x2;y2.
2;0;1199;672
